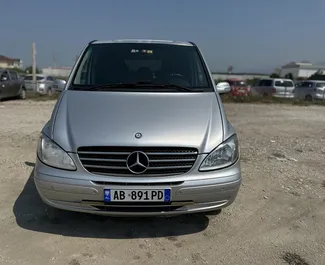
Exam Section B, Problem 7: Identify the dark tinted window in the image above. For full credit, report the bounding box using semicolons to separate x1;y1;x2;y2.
9;71;18;80
299;81;314;88
72;43;212;91
24;75;44;81
259;79;273;86
274;80;294;87
315;82;325;88
47;76;54;81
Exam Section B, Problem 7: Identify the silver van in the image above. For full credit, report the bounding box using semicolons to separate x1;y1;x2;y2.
294;80;325;101
34;39;242;217
251;78;295;98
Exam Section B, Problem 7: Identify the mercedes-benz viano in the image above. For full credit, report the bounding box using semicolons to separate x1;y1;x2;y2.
34;39;241;216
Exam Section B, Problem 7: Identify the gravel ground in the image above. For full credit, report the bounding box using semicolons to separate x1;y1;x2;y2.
0;99;324;265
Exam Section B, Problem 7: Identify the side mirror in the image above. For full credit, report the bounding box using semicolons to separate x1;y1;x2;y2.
1;76;8;81
215;82;231;94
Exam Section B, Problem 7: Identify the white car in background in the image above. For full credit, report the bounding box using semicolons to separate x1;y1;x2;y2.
24;74;55;95
215;81;231;94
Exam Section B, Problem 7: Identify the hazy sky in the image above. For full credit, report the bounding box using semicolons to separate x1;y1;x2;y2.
1;0;324;73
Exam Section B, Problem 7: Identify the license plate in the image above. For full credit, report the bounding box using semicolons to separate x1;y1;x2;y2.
238;89;246;93
104;189;171;202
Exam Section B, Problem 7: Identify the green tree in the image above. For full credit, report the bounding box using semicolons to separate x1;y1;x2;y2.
308;71;325;81
284;73;293;80
24;65;42;74
270;73;279;78
10;67;25;74
246;78;260;86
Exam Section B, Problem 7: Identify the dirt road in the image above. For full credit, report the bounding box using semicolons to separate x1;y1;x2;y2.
0;100;324;265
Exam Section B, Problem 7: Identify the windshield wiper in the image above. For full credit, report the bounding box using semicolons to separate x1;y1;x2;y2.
72;82;201;92
134;81;200;92
72;83;136;91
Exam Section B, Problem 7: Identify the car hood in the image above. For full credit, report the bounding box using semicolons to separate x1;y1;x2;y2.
51;90;224;153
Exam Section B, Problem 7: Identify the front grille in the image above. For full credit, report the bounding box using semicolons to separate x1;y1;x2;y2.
77;146;198;176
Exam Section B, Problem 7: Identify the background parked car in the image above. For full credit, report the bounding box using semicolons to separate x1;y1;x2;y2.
53;79;66;92
0;69;26;100
251;78;295;98
294;80;325;101
23;74;55;95
226;78;251;97
215;81;231;94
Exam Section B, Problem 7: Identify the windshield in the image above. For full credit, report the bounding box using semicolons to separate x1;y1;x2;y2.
274;80;294;87
70;43;213;92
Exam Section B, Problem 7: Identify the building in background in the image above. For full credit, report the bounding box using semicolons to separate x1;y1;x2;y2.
42;66;72;77
0;55;23;69
280;62;325;79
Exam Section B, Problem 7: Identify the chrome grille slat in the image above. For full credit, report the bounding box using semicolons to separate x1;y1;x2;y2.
83;164;126;169
145;152;197;155
150;158;196;163
150;165;193;170
80;158;126;162
78;151;131;155
78;146;198;176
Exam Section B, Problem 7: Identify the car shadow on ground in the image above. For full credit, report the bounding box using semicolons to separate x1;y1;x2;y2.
13;165;210;239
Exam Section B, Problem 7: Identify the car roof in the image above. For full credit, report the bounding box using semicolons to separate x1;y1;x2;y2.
305;80;325;83
226;78;244;81
261;78;293;82
25;74;45;76
91;39;194;46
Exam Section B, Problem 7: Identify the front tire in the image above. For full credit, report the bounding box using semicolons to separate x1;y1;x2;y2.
19;88;26;100
305;95;312;101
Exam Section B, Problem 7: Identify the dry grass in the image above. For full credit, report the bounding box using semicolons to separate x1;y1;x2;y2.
26;92;60;101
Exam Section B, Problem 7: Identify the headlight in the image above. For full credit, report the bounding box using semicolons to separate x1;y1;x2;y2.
39;83;45;88
37;134;76;170
199;134;239;171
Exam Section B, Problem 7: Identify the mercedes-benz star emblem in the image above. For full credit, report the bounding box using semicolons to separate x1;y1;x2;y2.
126;151;149;174
135;132;142;139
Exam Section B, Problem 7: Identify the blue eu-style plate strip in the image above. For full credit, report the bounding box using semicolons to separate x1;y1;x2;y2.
104;189;111;202
164;189;171;202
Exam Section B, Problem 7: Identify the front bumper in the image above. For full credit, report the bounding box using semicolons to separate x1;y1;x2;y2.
36;87;47;95
34;154;242;217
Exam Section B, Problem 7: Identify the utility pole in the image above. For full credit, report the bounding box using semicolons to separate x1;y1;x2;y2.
52;53;57;77
52;53;57;69
32;42;36;91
